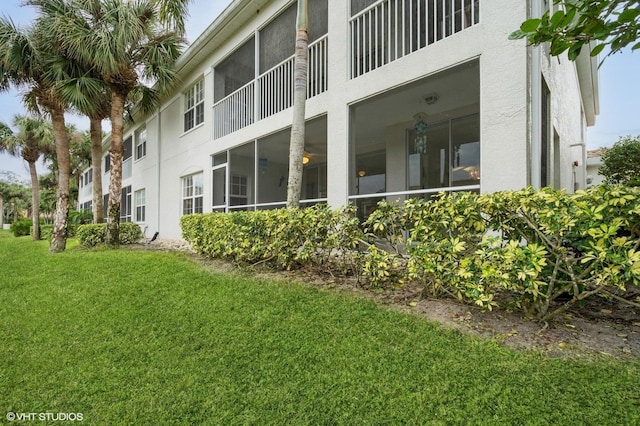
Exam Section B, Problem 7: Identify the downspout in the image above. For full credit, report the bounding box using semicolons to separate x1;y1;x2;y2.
156;109;162;237
529;0;542;188
570;142;586;192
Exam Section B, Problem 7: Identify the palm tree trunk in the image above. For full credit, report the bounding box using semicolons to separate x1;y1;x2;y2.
49;108;71;253
105;93;126;246
28;161;40;240
286;0;309;209
90;117;104;223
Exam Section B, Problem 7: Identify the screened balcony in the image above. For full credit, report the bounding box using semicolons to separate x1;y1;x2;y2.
212;37;328;140
350;0;480;78
213;0;328;139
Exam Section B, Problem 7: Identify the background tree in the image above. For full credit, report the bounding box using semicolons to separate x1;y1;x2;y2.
0;16;72;252
0;124;10;228
510;0;640;60
599;135;640;186
0;180;8;227
51;49;111;224
2;182;31;223
0;115;55;240
286;0;308;209
38;173;58;224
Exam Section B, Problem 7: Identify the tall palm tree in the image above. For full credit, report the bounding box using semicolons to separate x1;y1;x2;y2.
35;0;187;245
27;0;113;224
55;69;110;224
0;115;55;240
0;17;72;252
286;0;309;209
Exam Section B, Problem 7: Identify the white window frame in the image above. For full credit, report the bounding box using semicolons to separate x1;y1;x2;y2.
184;79;204;132
120;185;132;223
182;173;204;215
134;189;146;223
135;127;147;160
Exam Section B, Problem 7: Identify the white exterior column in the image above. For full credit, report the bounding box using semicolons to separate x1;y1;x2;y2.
325;0;350;208
479;0;530;193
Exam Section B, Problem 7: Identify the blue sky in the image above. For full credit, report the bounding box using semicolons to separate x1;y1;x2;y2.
0;0;232;180
1;0;639;180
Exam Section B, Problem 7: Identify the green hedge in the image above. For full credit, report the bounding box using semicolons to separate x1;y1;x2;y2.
10;219;32;237
77;223;143;247
182;185;640;321
181;204;362;272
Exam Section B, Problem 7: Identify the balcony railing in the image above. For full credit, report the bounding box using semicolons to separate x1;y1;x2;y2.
213;35;328;139
213;81;255;140
350;0;479;78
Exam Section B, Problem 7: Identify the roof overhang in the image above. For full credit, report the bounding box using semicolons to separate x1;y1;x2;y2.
575;43;600;127
175;0;272;78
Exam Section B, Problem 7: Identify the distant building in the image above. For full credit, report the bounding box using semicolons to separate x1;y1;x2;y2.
78;0;600;239
586;148;606;187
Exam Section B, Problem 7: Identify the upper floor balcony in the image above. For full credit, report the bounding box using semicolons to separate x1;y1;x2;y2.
213;35;328;139
211;0;479;139
350;0;480;78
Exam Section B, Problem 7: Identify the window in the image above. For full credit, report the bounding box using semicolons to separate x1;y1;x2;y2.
103;194;109;220
184;79;204;132
135;127;146;160
120;185;132;222
541;79;551;187
82;169;92;186
124;136;132;161
182;173;203;215
135;189;146;222
230;174;248;206
104;154;110;172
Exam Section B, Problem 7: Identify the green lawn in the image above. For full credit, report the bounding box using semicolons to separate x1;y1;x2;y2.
1;230;639;425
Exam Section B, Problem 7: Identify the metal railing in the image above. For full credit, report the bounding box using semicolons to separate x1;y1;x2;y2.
213;81;255;139
350;0;479;78
214;36;328;139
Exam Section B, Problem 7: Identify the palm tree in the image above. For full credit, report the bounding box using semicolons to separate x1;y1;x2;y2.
35;0;187;245
286;0;309;209
55;69;110;224
0;123;11;228
0;17;72;252
0;115;55;240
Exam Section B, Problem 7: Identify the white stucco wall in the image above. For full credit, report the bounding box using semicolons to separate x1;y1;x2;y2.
78;0;595;239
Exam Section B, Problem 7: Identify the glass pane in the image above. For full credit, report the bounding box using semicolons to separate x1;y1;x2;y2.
354;151;386;195
124;137;132;160
451;115;480;186
229;142;255;206
408;121;450;190
193;173;203;196
354;196;384;222
184;110;194;131
212;167;226;207
196;80;204;102
183;199;193;215
183;176;193;197
213;152;227;166
196;103;204;125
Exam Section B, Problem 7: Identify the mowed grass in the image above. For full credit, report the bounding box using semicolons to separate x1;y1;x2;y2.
1;231;639;425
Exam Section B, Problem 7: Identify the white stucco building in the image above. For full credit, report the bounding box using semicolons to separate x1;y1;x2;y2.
78;0;599;239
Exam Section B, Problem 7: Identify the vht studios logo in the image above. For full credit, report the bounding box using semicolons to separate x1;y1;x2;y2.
6;412;84;422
